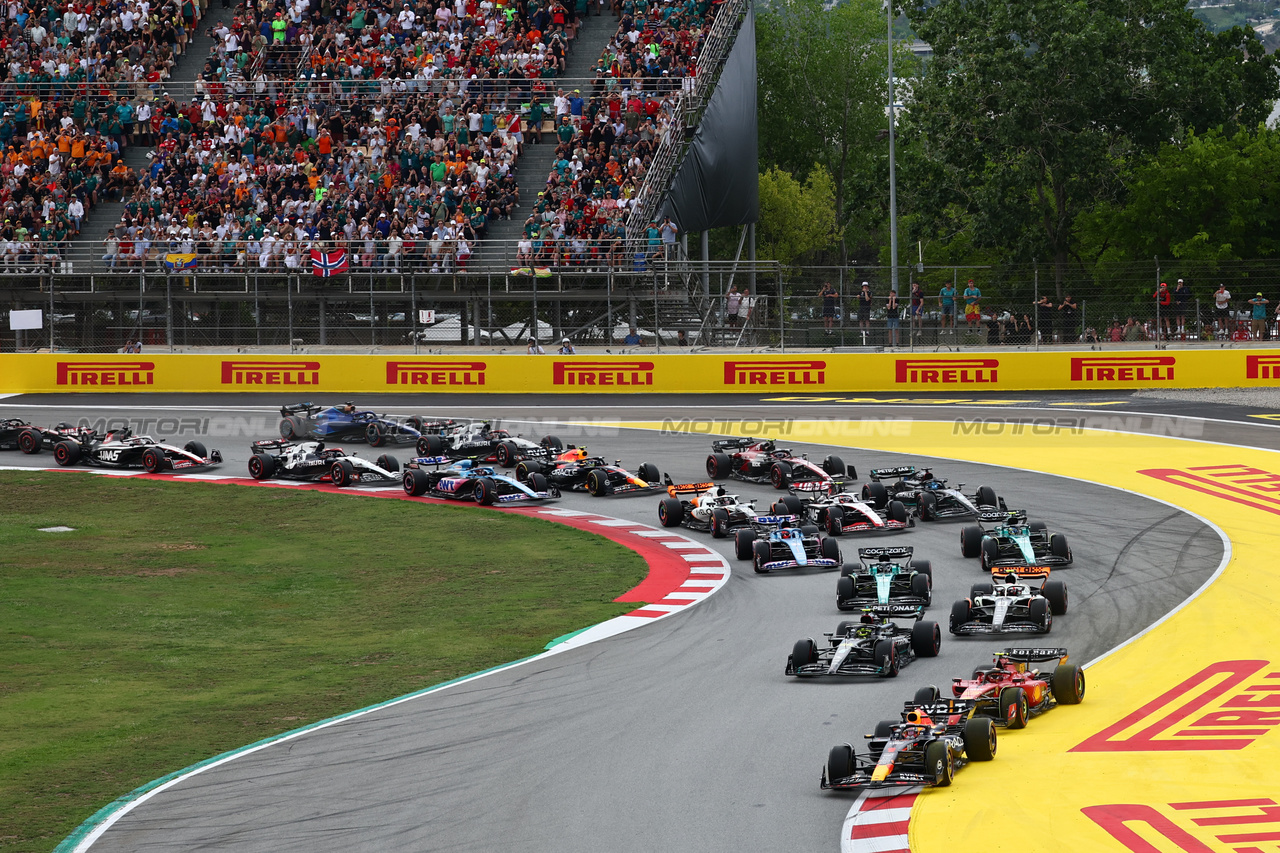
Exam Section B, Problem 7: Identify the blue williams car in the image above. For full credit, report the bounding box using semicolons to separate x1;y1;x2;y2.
737;514;842;574
401;457;560;504
279;402;424;447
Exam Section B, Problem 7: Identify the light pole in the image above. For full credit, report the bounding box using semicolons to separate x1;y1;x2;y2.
887;0;899;295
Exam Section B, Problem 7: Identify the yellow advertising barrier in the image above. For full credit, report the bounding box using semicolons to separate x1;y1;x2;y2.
612;419;1280;853
2;349;1280;394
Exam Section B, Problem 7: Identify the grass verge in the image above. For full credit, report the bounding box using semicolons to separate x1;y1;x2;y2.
0;472;646;852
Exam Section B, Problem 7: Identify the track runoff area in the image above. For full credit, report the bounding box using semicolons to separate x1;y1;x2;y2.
5;394;1273;852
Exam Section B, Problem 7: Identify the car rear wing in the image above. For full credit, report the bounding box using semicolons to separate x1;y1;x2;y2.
711;437;758;451
789;480;835;496
900;697;969;720
279;402;321;416
858;546;914;562
868;465;918;481
988;564;1052;580
1000;647;1069;664
869;603;925;621
754;514;799;528
978;508;1027;523
250;439;292;452
408;455;453;467
666;481;717;497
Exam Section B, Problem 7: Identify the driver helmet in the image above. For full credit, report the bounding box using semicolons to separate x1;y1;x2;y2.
55;421;73;430
1002;573;1019;586
860;612;882;625
759;439;775;452
340;402;356;414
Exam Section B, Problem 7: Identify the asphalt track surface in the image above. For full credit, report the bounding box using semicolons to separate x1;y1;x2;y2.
4;392;1259;852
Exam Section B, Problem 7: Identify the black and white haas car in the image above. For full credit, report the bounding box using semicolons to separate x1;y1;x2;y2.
705;437;853;490
52;428;222;473
658;482;759;535
950;573;1069;635
787;607;941;679
247;439;402;487
780;485;912;536
0;418;93;454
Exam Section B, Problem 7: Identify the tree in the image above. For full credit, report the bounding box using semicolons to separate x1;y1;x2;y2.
901;0;1278;293
757;0;907;254
756;165;841;265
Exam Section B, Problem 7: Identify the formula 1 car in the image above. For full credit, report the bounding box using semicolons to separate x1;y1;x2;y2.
959;510;1072;577
401;457;559;504
865;465;1004;521
787;607;941;678
52;428;222;473
0;418;92;453
823;701;997;791
777;485;912;536
916;647;1085;730
246;439;402;487
415;420;564;468
705;437;852;491
657;483;760;536
518;452;662;497
279;402;422;447
949;573;1069;635
836;547;933;610
739;515;842;573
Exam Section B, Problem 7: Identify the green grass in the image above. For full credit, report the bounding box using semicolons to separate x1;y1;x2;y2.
0;472;646;852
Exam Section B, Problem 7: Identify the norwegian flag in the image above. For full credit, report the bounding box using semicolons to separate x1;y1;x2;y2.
310;249;348;277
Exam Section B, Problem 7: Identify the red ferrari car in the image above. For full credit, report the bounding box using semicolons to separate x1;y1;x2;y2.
914;647;1085;730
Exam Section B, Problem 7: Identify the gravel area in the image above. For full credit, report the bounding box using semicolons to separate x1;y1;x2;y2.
1133;387;1280;407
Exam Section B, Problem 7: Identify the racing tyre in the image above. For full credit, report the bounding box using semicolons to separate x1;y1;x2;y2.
970;582;994;598
925;740;954;787
279;417;298;439
769;462;792;490
734;528;755;559
949;599;971;634
835;620;858;637
827;744;855;784
658;498;684;527
53;440;80;466
403;468;429;497
820;536;840;563
835;576;855;609
248;454;276;480
911;573;932;604
1000;686;1029;730
874;640;899;677
910;559;933;586
587;469;609;497
376;454;400;473
840;561;858;578
540;435;564;452
822;455;845;476
963;717;997;761
142;448;166;474
1050;532;1071;560
637;462;660;484
912;620;941;657
706;452;731;479
711;508;730;539
516;461;544;481
1029;521;1048;534
405;417;423;433
527;472;549;494
887;500;908;524
914;685;941;705
976;485;998;508
1042;580;1069;615
874;718;898;737
752;540;771;573
330;459;355;487
777;495;803;515
366;423;387;447
184;441;208;458
474;477;497;505
417;435;444;456
495;441;518;467
1052;663;1086;705
918;491;937;521
17;429;40;454
861;481;888;509
979;537;999;571
1029;598;1052;632
960;524;984;558
825;506;844;536
791;638;818;671
801;524;821;538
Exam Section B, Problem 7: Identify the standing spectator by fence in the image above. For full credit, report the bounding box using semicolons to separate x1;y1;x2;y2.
857;282;873;333
1174;279;1190;337
963;280;981;329
1214;284;1232;336
908;281;924;338
1250;293;1269;340
819;281;839;334
1059;294;1079;343
885;289;901;347
939;281;956;328
1153;282;1172;340
1036;294;1054;343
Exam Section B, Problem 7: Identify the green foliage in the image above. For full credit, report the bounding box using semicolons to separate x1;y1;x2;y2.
757;165;842;265
0;474;645;853
901;0;1278;290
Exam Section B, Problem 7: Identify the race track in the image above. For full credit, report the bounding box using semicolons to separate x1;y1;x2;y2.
3;394;1247;852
